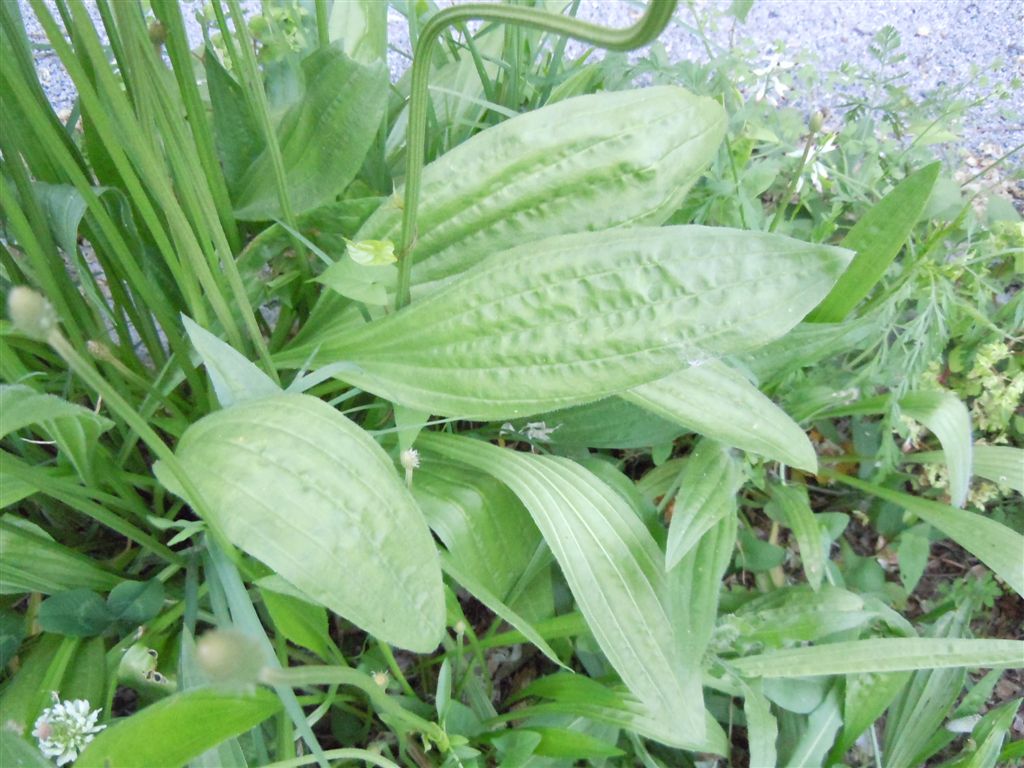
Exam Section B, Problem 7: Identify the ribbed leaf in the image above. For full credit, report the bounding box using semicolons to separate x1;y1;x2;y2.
967;445;1021;494
284;227;851;420
824;472;1024;597
626;361;817;471
232;49;387;220
165;394;444;652
665;439;741;568
731;638;1024;678
769;483;825;590
0;516;120;595
419;432;707;741
901;390;973;508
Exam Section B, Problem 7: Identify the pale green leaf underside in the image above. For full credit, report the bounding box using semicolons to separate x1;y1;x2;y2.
731;638;1024;678
182;315;280;408
419;432;707;741
901;390;973;508
626;360;817;471
910;445;1023;495
172;394;444;652
291;226;851;420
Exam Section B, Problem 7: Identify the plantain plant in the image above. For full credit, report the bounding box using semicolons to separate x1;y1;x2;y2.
1;1;1021;766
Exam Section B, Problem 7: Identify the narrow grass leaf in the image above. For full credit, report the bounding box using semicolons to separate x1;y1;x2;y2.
76;689;280;768
731;638;1024;678
739;679;778;768
420;432;707;741
0;516;120;594
665;439;741;568
822;471;1024;596
808;162;940;322
167;394;444;652
287;227;851;420
626;361;817;471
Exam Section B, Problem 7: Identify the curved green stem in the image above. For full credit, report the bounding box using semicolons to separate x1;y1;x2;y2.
394;0;679;309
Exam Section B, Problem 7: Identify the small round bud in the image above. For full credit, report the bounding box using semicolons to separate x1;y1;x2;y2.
148;20;167;46
371;670;389;689
196;629;267;689
809;110;825;133
7;287;57;341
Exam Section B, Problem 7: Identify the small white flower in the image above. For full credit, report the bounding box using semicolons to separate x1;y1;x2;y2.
399;448;420;470
32;693;106;766
523;422;559;442
400;448;420;488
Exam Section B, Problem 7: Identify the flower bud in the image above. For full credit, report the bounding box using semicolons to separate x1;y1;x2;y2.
809;110;825;133
196;629;267;689
7;287;57;341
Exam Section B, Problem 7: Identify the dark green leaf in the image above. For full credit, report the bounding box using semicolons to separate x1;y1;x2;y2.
37;590;112;637
106;579;165;626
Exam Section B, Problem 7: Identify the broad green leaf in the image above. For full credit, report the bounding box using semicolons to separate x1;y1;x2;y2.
284;227;851;420
739;679;778;768
735;527;787;572
76;689;280;768
0;473;34;508
809;162;941;322
259;586;332;660
182;316;280;408
665;439;741;568
537;397;684;449
232;49;387;220
768;483;825;590
667;506;736;676
626;361;817;471
507;673;728;755
420;432;707;742
204;45;261;192
824;471;1024;597
167;394;444;652
783;686;842;768
901;390;973;508
0;516;121;594
830;671;911;761
0;384;113;483
0;634;67;735
718;586;872;647
763;676;830;714
731;638;1024;678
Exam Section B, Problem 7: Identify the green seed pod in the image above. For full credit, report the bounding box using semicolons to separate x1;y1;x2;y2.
196;629;267;689
7;287;57;342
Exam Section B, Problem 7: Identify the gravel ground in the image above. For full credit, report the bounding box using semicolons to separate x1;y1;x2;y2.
19;0;1024;159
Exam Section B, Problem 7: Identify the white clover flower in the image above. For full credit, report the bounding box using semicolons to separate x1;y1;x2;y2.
32;693;106;766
